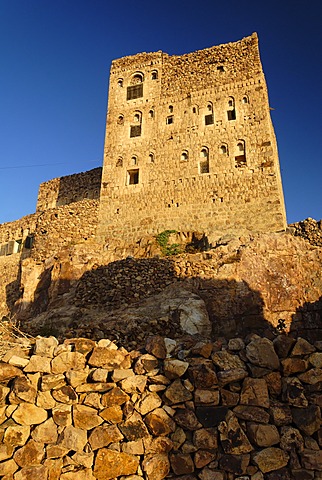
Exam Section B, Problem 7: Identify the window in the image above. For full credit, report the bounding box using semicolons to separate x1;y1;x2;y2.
205;102;214;125
149;109;154;118
169;105;173;113
192;105;199;114
181;150;189;161
166;115;174;125
131;156;137;166
149;153;155;163
227;97;236;121
117;78;123;87
220;144;228;155
235;141;246;167
199;148;209;174
116;157;123;167
217;66;225;72
127;84;143;100
117;115;124;125
130;125;141;137
151;70;158;80
127;169;139;185
242;96;249;104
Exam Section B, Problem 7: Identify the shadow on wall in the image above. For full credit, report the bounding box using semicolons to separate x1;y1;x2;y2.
5;256;322;343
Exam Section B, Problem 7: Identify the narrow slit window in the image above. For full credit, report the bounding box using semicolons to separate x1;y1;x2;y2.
166;115;174;125
127;169;139;185
181;150;189;161
199;148;209;174
151;70;158;80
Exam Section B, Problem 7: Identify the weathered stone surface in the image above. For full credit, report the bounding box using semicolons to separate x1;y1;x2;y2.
93;449;139;479
64;337;96;355
199;469;225;480
212;350;245;370
194;388;220;405
134;353;159;374
0;443;14;462
273;335;295;359
51;351;86;374
164;379;193;404
252;447;289;473
246;338;279;370
13;439;44;467
247;423;280;447
298;368;322;385
24;354;51;373
300;449;322;470
14;465;49;480
269;400;293;426
9;376;37;404
196;406;229;427
100;404;123;424
164;359;189;379
4;425;30;447
101;386;129;407
34;335;58;357
41;373;66;391
193;428;218;449
292;405;322;435
221;389;240;406
136;391;162;415
12;403;47;425
31;417;58;444
73;404;103;429
217;368;248;385
282;357;308;376
142;453;170;479
309;352;322;368
170;453;194;474
36;390;56;409
89;424;123;450
88;346;128;369
174;409;202;431
111;368;134;382
52;404;72;426
0;363;23;381
194;449;216;468
280;426;304;452
120;411;150;440
240;377;270;408
65;369;89;388
282;377;308;407
120;375;147;393
122;439;144;455
71;451;94;468
0;458;18;476
218;454;250;474
145;407;176;436
188;363;218;388
145;336;167;359
218;411;253;454
291;338;315;356
52;385;78;404
58;425;87;451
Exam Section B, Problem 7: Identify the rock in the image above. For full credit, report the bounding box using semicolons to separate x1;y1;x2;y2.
199;469;225;480
0;363;23;381
145;407;176;436
273;335;295;358
89;424;123;450
88;347;129;369
292;405;322;435
13;439;44;467
9;376;37;404
164;359;189;379
164;379;193;404
145;336;167;359
240;377;270;408
218;454;250;474
194;449;216;468
93;449;139;479
52;385;78;404
280;426;304;452
12;403;47;425
233;405;270;423
101;387;129;407
282;377;308;407
218;411;253;454
194;389;220;405
193;428;218;449
0;458;18;476
3;425;30;447
24;355;52;373
0;443;14;461
265;371;282;396
281;358;308;376
111;368;135;382
247;423;280;447
212;350;246;370
221;389;240;406
246;338;279;370
122;439;144;455
120;411;150;440
14;465;49;480
134;354;159;374
300;449;322;470
41;373;66;391
34;335;58;357
174;409;202;431
31;417;58;444
188;363;218;388
269;400;293;426
51;352;86;374
136;392;162;415
58;425;87;451
291;338;316;356
143;436;173;454
100;405;123;424
217;368;248;385
170;453;194;474
120;375;147;394
309;352;322;368
73;404;103;429
298;368;322;385
64;337;96;355
52;404;72;426
142;453;170;479
228;338;245;351
65;369;89;387
252;447;289;473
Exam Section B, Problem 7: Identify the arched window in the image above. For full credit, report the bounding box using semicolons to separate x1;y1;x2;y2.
192;105;199;114
149;153;155;163
227;97;236;121
199;147;209;174
205;102;214;125
131;155;138;166
220;144;228;155
127;72;144;100
151;70;158;80
117;78;123;87
235;140;246;167
242;95;249;104
117;114;124;125
130;111;142;138
169;105;173;113
116;157;123;167
181;150;189;161
149;109;154;118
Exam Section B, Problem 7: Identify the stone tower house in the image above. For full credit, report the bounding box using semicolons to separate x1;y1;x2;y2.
97;33;286;244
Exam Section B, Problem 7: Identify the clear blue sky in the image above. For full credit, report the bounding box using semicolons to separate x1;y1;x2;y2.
0;0;321;225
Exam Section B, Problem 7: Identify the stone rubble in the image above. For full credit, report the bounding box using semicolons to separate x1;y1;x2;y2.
0;333;320;479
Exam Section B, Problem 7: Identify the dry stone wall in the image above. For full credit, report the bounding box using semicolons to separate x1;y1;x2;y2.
36;168;102;212
0;333;321;479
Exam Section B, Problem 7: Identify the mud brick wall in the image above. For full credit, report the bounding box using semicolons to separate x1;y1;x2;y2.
0;333;321;479
98;33;287;245
36;168;102;212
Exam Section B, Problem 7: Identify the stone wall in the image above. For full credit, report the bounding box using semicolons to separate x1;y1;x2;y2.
0;333;321;479
98;33;286;245
36;168;102;212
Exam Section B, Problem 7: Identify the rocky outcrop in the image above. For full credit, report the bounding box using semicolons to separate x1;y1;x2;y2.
289;217;322;247
0;333;321;479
